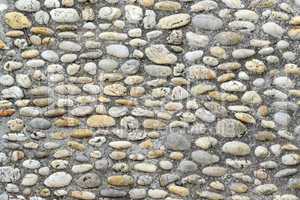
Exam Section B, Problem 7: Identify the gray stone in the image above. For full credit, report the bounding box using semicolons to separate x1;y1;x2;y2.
144;65;172;77
191;150;219;166
0;167;21;183
15;0;40;12
29;118;51;130
165;133;191;151
216;119;247;138
192;14;223;30
76;173;101;188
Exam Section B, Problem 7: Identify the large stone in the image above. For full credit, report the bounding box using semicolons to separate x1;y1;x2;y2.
144;65;172;77
76;173;101;188
104;84;127;96
165;133;191;151
158;14;191;29
145;45;177;64
191;150;219;166
44;172;72;188
215;32;243;45
5;12;32;29
221;0;241;8
50;8;80;23
87;115;116;128
0;167;21;183
15;0;40;12
262;22;285;38
192;14;223;30
222;141;251;156
107;175;134;186
216;119;247;138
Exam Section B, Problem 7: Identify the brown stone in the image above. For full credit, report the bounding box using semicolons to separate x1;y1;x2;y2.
5;12;32;29
71;129;93;139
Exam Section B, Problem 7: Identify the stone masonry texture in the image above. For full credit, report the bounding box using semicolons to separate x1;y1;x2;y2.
0;0;300;200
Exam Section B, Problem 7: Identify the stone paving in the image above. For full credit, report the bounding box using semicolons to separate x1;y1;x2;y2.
0;0;300;200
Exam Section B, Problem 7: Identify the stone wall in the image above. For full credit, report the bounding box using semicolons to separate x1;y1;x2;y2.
0;0;300;200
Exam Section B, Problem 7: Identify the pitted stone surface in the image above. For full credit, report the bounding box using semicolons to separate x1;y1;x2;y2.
0;0;299;200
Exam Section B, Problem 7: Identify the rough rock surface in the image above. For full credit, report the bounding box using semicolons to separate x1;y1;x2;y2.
0;0;299;199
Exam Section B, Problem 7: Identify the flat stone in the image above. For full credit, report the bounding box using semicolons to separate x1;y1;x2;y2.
50;8;80;23
145;45;177;64
44;172;72;188
0;167;21;183
165;133;191;151
222;141;251;156
192;14;223;30
104;84;127;96
134;163;157;173
191;150;219;166
29;118;51;130
202;166;226;177
106;44;129;58
15;0;40;12
158;13;191;29
87;115;116;128
71;129;93;139
100;189;127;198
70;191;96;200
254;184;278;195
125;5;143;23
107;175;134;186
144;65;172;77
76;173;101;188
5;12;32;29
215;31;243;45
262;22;285;38
221;0;242;8
216;119;247;138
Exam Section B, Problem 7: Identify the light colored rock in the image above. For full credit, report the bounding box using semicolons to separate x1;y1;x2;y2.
145;45;177;64
50;8;80;23
44;172;72;188
222;141;251;156
158;13;191;29
87;115;116;128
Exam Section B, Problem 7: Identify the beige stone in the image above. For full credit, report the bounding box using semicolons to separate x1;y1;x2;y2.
143;119;166;129
71;129;93;139
107;175;134;186
87;115;116;128
168;184;190;197
5;12;32;29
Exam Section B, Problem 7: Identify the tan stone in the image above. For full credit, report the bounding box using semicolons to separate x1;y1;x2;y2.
290;16;300;25
21;49;39;59
68;141;85;151
71;129;93;139
139;0;155;7
154;1;182;11
0;40;7;49
87;115;116;128
54;117;80;127
143;119;166;129
6;30;24;37
30;27;55;36
5;12;32;29
147;150;165;158
168;184;189;197
157;14;191;30
104;84;127;96
208;91;239;102
107;175;134;186
70;191;96;200
235;112;256;124
134;163;157;173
